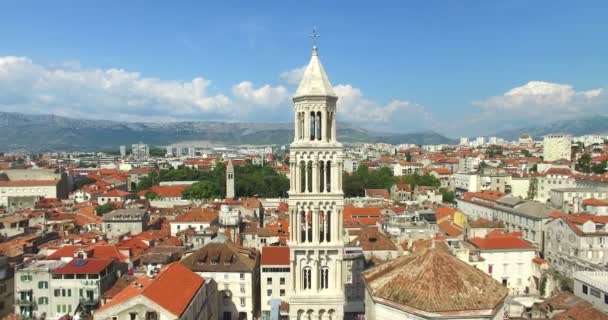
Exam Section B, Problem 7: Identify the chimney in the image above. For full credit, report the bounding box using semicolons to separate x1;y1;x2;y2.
573;196;582;213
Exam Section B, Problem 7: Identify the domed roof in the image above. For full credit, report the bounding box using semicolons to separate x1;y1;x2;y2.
363;243;507;313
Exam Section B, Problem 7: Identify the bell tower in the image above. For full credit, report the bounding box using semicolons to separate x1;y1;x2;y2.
288;36;345;320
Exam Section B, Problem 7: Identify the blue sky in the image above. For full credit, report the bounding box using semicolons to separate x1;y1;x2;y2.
0;1;607;137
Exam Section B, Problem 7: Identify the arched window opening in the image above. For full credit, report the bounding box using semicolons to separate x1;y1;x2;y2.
325;161;332;192
310;111;316;141
319;161;325;193
325;211;331;242
327;112;333;141
303;267;312;289
300;161;306;193
320;267;329;289
319;211;325;242
307;211;313;242
300;211;306;243
316;112;322;141
307;161;313;193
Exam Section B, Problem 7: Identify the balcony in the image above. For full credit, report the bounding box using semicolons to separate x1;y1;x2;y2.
79;297;100;307
15;299;36;307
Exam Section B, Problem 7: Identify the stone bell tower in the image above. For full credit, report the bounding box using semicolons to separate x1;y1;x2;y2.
288;36;345;320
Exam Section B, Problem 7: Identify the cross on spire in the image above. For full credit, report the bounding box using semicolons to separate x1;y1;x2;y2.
309;27;320;48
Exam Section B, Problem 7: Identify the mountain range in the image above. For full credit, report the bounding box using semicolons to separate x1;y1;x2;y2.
0;112;455;152
494;115;608;141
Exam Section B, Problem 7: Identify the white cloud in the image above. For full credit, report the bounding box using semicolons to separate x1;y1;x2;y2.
474;81;605;112
333;84;436;130
231;81;290;106
279;66;306;85
0;56;291;122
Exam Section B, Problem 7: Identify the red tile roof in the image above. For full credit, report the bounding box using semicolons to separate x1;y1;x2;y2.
97;262;204;317
52;259;113;274
261;246;290;266
438;221;463;237
100;189;131;198
582;198;608;207
469;231;534;250
172;208;218;223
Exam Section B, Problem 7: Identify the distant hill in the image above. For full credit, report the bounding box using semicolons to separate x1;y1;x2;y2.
495;115;608;141
0;112;456;151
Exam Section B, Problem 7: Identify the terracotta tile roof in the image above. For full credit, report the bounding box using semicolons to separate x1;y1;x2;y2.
52;259;113;274
553;301;608;320
544;168;572;176
394;184;412;192
437;221;463;237
350;227;398;251
469;231;534;250
532;257;546;265
47;244;128;262
435;207;456;223
145;185;187;198
582;198;608;207
469;217;505;229
365;189;390;199
97;262;205;317
172;208;218;223
99;189;131;198
261;246;290;265
103;275;136;299
343;207;382;219
181;239;258;273
363;244;507;313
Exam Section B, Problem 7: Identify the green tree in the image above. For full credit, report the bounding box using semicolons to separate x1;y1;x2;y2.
440;188;455;204
183;181;221;200
144;191;160;200
342;164;397;197
591;160;607;174
520;149;532;157
96;203;116;216
576;154;592;173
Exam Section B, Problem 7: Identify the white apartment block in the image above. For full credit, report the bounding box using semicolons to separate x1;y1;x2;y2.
573;271;608;313
549;187;608;210
468;236;536;296
457;195;554;249
260;246;290;318
543;134;571;162
15;259;116;320
102;209;149;239
544;215;608;277
180;237;259;320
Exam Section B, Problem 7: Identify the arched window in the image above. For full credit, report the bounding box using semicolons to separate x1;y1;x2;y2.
320;267;329;289
319;161;325;193
307;211;313;242
325;161;332;192
303;267;312;289
300;211;306;243
327;112;332;141
299;112;305;140
319;211;325;242
300;161;306;193
325;211;331;242
310;111;316;141
307;161;313;193
316;111;322;141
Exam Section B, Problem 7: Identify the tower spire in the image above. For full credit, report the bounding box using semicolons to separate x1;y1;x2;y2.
309;27;320;54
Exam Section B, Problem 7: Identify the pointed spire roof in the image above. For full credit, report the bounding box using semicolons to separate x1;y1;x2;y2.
294;46;337;98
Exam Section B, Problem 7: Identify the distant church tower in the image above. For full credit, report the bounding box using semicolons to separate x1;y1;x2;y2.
226;160;235;199
288;40;345;320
